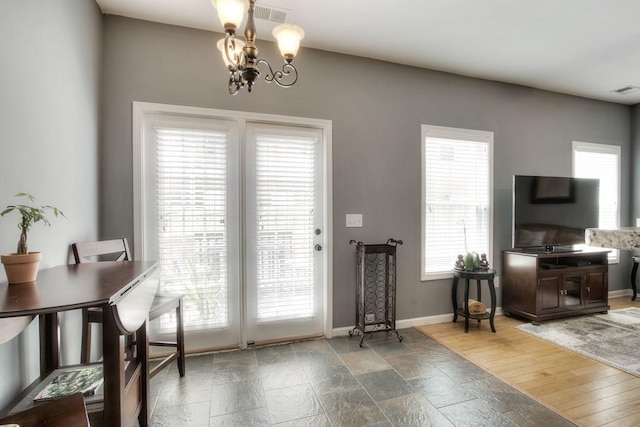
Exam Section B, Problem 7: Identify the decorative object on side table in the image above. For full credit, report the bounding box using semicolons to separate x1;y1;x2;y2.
454;221;490;272
454;252;490;271
467;298;487;315
479;253;489;270
1;193;65;284
464;252;478;271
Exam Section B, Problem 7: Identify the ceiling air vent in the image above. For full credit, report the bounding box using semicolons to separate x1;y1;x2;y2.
254;5;287;24
612;85;640;95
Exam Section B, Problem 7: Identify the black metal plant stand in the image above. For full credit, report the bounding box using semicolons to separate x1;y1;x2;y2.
349;238;403;347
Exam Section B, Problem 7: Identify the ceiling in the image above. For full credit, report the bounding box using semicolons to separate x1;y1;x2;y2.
96;0;640;105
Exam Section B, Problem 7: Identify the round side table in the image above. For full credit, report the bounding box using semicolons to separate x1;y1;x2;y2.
451;269;497;333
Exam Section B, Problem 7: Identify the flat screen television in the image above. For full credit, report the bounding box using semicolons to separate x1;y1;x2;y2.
512;175;599;251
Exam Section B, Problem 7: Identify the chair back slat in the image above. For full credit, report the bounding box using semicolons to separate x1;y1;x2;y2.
72;238;131;264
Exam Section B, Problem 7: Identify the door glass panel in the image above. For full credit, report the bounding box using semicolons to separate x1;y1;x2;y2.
254;135;317;321
562;275;582;306
155;126;229;328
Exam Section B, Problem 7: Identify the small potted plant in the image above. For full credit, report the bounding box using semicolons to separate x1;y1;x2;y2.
1;193;65;284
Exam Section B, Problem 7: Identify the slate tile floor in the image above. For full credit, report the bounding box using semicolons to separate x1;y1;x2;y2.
149;328;575;426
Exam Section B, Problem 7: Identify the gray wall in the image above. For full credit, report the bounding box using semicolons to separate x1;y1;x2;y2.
101;16;631;331
0;0;102;409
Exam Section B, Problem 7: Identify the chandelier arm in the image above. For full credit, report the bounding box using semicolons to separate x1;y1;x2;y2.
223;34;244;69
228;70;242;95
255;59;299;88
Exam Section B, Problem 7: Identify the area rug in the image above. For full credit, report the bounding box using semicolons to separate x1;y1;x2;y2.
516;307;640;377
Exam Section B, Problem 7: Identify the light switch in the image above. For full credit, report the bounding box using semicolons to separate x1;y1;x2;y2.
346;214;363;228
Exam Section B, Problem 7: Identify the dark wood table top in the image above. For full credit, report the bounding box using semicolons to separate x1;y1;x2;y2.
452;269;497;279
0;261;158;317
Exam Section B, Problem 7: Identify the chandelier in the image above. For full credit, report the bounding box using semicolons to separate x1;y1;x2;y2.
212;0;305;95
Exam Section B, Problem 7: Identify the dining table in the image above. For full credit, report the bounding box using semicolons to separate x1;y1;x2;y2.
0;260;159;427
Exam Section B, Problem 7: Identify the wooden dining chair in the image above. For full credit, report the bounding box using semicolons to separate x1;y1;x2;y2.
0;392;89;427
72;238;185;378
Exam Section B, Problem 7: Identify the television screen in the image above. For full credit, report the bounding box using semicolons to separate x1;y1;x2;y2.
512;175;599;250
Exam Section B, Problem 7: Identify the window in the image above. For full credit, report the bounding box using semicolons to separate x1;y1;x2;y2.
421;125;493;280
573;141;620;263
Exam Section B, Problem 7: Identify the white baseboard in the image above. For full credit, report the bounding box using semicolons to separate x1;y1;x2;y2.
332;307;504;337
331;289;640;338
609;289;633;299
332;291;634;337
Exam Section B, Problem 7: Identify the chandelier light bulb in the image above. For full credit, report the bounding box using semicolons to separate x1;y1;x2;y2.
211;0;249;32
272;24;305;62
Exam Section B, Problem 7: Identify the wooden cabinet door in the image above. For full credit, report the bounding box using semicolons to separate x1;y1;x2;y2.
538;274;561;313
585;269;607;305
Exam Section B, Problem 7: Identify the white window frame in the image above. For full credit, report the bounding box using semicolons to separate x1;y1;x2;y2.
572;141;621;264
421;124;494;281
132;101;334;341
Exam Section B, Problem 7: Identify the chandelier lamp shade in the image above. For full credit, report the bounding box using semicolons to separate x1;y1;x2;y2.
212;0;305;95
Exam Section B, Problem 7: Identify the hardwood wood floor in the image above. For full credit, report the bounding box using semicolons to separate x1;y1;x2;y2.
416;296;640;427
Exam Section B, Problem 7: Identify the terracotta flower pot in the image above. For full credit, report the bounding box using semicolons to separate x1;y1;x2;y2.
1;252;42;284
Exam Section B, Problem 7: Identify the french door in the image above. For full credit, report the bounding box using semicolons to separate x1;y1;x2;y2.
135;104;329;352
245;123;325;344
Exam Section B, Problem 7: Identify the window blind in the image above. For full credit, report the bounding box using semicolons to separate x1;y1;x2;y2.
155;126;229;328
423;134;490;277
574;142;620;262
254;134;317;321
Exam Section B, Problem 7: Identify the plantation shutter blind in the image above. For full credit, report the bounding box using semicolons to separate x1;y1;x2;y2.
254;133;317;321
423;135;490;277
155;126;229;328
573;142;620;262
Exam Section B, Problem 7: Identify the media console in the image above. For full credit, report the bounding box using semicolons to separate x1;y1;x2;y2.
502;248;609;324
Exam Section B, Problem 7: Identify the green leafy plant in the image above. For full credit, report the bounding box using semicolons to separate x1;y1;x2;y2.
1;193;65;255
